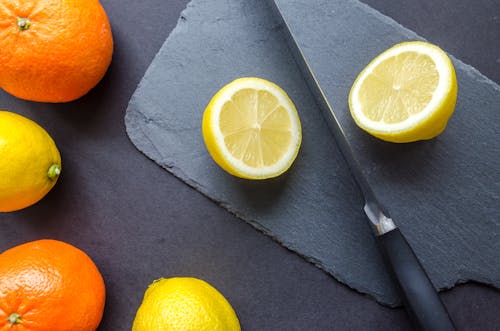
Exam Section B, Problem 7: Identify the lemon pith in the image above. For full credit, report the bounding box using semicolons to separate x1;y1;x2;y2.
348;41;457;143
0;111;61;212
202;77;302;179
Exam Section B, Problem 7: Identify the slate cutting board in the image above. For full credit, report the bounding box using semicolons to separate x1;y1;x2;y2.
125;0;500;306
273;0;500;288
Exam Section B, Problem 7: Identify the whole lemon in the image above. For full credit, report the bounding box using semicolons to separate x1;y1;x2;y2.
0;111;61;212
132;277;241;331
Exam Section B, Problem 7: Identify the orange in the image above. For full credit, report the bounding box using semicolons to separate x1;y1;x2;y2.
0;0;113;103
0;239;106;331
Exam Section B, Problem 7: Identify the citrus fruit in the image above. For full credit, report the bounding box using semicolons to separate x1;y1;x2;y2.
0;110;61;212
0;239;106;330
348;41;457;143
132;277;241;331
0;0;113;102
202;77;302;179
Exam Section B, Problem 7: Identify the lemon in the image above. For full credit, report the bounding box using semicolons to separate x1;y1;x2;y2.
348;41;457;143
202;77;302;179
0;111;61;212
132;277;241;331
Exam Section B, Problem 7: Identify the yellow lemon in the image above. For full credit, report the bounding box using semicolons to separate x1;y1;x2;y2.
202;77;302;179
132;277;241;331
0;111;61;212
348;41;458;143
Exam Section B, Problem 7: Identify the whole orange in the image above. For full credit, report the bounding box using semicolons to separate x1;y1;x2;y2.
0;239;106;330
0;0;113;102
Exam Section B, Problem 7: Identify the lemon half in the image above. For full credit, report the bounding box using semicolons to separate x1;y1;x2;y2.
348;41;457;143
202;77;302;179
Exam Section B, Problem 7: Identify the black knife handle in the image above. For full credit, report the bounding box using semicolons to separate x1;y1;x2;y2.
379;228;456;331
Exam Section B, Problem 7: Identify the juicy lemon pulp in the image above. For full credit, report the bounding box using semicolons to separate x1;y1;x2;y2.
220;88;292;167
358;53;439;123
349;41;457;143
203;78;302;179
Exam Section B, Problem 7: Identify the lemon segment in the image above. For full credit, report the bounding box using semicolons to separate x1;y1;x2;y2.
349;41;457;143
202;77;302;179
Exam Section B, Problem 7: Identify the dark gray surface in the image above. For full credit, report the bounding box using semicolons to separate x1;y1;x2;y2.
125;0;499;306
0;0;499;330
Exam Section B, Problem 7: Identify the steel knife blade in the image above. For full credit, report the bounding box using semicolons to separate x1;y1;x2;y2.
268;1;457;330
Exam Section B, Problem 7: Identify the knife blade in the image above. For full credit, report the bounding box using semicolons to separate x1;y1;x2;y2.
268;1;457;330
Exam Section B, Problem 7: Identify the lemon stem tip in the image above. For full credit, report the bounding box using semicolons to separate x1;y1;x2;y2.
48;164;61;180
17;17;31;31
8;312;21;325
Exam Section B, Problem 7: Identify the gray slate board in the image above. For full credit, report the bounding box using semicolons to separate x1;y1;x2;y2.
125;0;500;306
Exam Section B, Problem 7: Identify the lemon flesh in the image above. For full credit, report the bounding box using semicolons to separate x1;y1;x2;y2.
132;277;241;331
349;41;457;143
0;111;61;212
202;77;302;179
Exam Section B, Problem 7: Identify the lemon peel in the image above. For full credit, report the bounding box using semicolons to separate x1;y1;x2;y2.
0;111;61;212
132;277;240;331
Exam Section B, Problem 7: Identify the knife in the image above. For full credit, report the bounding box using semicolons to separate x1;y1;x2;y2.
268;1;457;330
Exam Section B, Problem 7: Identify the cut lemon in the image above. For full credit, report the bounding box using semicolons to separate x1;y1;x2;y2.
202;77;302;179
348;41;457;143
